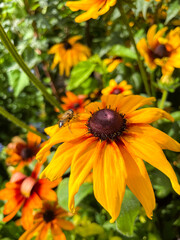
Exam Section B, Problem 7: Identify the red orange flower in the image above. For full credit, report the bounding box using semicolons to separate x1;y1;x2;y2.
66;0;117;23
37;95;180;222
48;36;91;76
6;131;47;171
19;201;74;240
101;79;132;95
137;25;180;75
0;164;60;230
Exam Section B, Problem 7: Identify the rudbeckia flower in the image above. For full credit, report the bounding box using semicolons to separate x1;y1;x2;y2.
36;95;180;222
6;131;47;172
66;0;117;22
101;79;132;95
61;91;90;113
19;201;74;240
48;36;91;76
137;25;180;75
104;56;123;72
0;164;60;230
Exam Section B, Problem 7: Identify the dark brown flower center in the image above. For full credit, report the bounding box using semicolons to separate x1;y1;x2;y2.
111;88;123;95
152;44;169;59
43;210;55;223
73;103;80;109
87;109;126;140
20;147;34;160
64;42;72;50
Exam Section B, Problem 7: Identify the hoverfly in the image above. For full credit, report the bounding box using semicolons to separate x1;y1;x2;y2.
58;109;74;128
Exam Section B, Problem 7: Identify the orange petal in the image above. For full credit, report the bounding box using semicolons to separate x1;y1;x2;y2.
93;141;126;223
40;140;83;181
123;136;180;195
56;219;74;230
3;199;25;223
128;124;180;152
19;221;44;240
68;138;98;212
27;130;41;148
120;146;155;219
127;107;174;123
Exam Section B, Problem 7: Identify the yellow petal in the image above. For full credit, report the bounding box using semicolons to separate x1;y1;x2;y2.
123;136;180;195
68;138;98;212
93;141;126;223
127;107;174;123
40;141;83;180
128;124;180;152
120;146;155;219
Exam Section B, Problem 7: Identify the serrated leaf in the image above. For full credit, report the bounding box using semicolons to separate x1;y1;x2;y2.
108;45;137;60
116;189;140;237
68;61;96;90
57;178;93;211
165;0;180;24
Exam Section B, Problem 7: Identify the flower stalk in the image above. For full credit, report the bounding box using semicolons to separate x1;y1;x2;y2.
0;106;47;140
0;23;62;111
117;3;151;96
159;90;168;109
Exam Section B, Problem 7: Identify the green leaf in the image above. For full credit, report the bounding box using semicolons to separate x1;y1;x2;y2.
75;223;104;237
116;189;140;237
108;45;137;60
165;0;180;24
7;70;29;97
57;178;93;211
68;61;96;90
150;170;172;198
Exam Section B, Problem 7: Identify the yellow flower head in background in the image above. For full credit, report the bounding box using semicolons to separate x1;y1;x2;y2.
37;94;180;223
137;25;180;75
102;79;132;95
104;56;123;72
19;201;74;240
66;0;117;22
48;36;91;76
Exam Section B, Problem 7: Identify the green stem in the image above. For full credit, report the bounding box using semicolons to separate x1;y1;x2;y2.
150;71;156;97
117;3;151;96
0;23;62;112
159;90;168;109
0;106;47;140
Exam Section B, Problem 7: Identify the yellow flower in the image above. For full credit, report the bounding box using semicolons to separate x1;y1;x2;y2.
48;36;91;76
66;0;117;23
101;79;132;95
104;57;123;72
37;95;180;223
19;201;74;240
137;25;180;75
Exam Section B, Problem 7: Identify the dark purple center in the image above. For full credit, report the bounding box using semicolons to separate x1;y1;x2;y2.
87;109;126;140
20;147;34;160
64;42;72;50
43;210;55;222
152;44;169;59
73;103;80;109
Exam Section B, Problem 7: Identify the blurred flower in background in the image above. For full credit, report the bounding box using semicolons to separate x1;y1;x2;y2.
101;79;132;95
48;36;91;76
5;130;48;172
66;0;117;22
137;25;180;75
0;164;60;230
19;201;74;240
